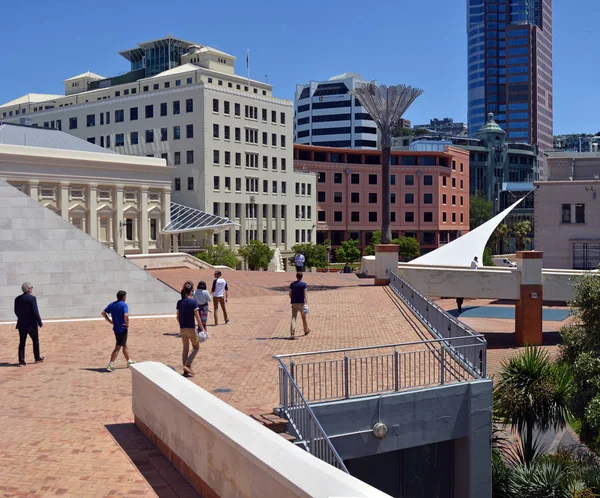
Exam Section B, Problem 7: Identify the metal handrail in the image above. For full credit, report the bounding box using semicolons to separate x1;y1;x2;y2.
275;358;349;473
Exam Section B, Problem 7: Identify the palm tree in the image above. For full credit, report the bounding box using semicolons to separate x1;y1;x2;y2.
350;84;423;244
494;346;573;464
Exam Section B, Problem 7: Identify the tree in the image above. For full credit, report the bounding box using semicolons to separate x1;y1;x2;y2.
489;223;510;254
351;83;423;244
393;127;415;137
335;239;361;264
494;347;573;464
395;236;420;261
513;220;532;251
483;247;496;267
196;243;238;269
238;240;274;271
291;243;329;269
470;193;494;230
363;230;382;256
414;127;431;136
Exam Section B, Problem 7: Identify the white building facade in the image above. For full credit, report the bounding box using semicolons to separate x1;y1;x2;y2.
0;36;315;251
294;73;379;150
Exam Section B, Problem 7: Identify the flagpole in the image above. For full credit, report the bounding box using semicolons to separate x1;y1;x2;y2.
247;49;250;86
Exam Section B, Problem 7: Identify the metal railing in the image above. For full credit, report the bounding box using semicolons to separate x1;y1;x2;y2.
275;359;349;473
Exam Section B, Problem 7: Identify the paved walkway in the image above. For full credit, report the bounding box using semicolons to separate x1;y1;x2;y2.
0;270;428;497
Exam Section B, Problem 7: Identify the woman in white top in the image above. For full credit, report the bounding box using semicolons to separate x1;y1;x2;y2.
193;281;212;331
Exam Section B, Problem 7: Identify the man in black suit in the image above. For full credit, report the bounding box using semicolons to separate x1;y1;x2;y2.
14;282;44;366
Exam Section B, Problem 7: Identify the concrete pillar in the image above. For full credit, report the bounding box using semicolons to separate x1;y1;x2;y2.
240;203;247;247
515;251;543;345
275;204;282;247
114;186;125;255
374;244;399;286
140;187;149;254
173;234;179;252
256;203;263;243
59;182;69;221
28;180;39;202
88;184;98;239
162;188;171;226
266;203;273;246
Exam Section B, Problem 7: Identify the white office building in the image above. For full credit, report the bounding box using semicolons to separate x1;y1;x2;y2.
294;73;379;149
0;36;315;251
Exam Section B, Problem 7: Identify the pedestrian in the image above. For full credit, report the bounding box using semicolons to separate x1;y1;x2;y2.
342;263;353;274
14;282;44;366
289;272;311;339
456;297;464;314
294;250;306;272
471;256;479;270
102;290;135;372
193;281;211;334
177;281;202;377
211;270;230;325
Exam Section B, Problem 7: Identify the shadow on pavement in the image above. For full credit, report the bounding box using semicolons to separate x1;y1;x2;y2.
483;331;562;350
0;362;20;368
105;423;200;497
80;368;110;373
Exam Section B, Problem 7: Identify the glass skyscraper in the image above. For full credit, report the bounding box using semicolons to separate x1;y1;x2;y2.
467;0;553;153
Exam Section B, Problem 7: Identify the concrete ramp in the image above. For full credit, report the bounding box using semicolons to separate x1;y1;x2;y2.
0;179;178;321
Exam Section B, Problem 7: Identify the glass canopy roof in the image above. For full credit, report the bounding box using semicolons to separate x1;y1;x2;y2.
163;202;238;234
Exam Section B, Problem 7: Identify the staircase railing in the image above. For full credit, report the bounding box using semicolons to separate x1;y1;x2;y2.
275;358;349;473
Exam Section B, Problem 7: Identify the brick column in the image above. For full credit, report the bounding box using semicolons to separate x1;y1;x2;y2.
515;251;543;345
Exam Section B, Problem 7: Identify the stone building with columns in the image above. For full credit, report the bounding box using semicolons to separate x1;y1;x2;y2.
0;122;173;255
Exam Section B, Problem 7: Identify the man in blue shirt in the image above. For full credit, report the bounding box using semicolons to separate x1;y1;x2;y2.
102;290;134;372
289;272;311;339
177;281;202;377
294;251;305;273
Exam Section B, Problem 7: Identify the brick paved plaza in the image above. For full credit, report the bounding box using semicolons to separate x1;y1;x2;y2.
0;270;570;497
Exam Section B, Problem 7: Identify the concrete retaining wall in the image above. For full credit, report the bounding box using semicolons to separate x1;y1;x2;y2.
131;362;391;498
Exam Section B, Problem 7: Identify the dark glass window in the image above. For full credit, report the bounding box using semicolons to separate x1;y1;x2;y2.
145;129;154;143
561;204;571;223
369;174;377;185
424;212;433;222
145;105;153;119
173;101;180;114
351;212;360;222
405;212;415;222
115;133;124;146
369;212;377;222
318;191;326;202
160;103;167;116
160;128;167;141
186;99;193;112
405;175;414;186
405;193;414;204
351;173;360;184
187;150;194;164
130;107;138;120
69;117;77;130
318;172;326;183
174;178;181;191
318;211;326;222
86;114;95;127
186;124;194;138
334;211;343;222
334;173;343;184
369;193;377;203
423;175;433;186
130;131;138;145
173;126;181;140
424;193;433;204
576;204;585;224
351;192;360;203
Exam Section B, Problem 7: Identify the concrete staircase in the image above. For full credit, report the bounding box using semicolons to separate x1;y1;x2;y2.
250;412;296;443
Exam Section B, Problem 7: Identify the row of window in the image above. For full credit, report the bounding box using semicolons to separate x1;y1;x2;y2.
211;202;289;221
317;210;464;224
205;77;268;96
316;172;463;188
86;125;195;148
316;191;465;206
210;176;304;197
212;99;286;125
561;203;585;224
212;124;286;148
211;150;288;170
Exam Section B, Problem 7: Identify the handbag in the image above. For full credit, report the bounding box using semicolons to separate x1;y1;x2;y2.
302;304;310;314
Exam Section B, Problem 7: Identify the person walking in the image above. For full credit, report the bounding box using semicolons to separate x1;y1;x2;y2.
102;290;134;371
212;271;229;325
456;297;464;315
294;250;306;272
193;281;211;334
289;272;311;339
14;282;44;366
471;256;479;270
177;281;202;377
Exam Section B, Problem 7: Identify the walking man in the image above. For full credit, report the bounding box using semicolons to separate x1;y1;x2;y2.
102;290;135;371
294;250;305;273
289;272;311;339
177;281;202;377
471;256;479;270
456;297;464;315
212;270;229;325
14;282;44;366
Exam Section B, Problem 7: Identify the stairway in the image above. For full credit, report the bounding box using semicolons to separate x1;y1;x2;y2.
250;412;297;443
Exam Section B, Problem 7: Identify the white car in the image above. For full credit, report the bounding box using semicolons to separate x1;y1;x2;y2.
494;258;517;268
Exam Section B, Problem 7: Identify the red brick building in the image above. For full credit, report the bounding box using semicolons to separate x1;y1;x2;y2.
294;144;470;255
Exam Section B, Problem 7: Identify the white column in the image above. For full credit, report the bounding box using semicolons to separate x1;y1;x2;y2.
162;188;172;253
275;203;282;247
60;182;69;221
88;184;98;239
266;203;273;246
256;203;263;243
114;186;125;255
240;203;247;247
140;187;149;254
29;181;39;202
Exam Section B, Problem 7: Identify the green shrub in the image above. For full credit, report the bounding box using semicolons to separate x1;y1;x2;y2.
238;240;274;271
196;243;238;269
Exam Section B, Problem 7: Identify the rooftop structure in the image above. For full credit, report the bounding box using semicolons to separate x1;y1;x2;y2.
294;73;379;149
0;36;315;253
413;117;468;137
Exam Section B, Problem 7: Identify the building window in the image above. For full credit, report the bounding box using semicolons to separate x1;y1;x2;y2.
235;103;240;116
235;153;241;166
391;212;396;222
186;99;193;113
145;105;153;119
405;212;414;222
130;131;138;145
174;126;181;140
224;101;230;114
160;102;167;116
173;101;180;114
452;213;456;223
130;107;138;120
214;176;220;190
125;219;134;241
404;193;415;204
86;114;95;127
272;133;277;146
235;178;241;192
188;177;194;190
351;212;360;222
281;135;286;148
452;195;456;205
443;176;447;186
391;193;396;204
351;192;360;203
115;133;124;147
150;219;158;241
391;174;396;186
423;175;433;186
186;124;194;138
405;175;414;186
369;212;377;222
160;128;168;141
573;243;600;269
69;117;77;130
561;204;571;223
424;212;433;222
145;129;154;143
174;178;181;191
187;150;194;164
576;204;585;224
369;174;377;185
452;178;456;188
334;211;343;222
214;150;220;164
443;212;447;223
280;112;286;125
213;99;219;113
174;152;181;165
224;125;230;140
334;192;342;203
334;173;343;184
318;172;326;183
318;211;326;222
225;151;231;165
235;128;241;141
318;191;326;202
369;193;377;203
351;173;360;184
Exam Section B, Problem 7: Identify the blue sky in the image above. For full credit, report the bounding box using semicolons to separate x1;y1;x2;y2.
0;0;598;134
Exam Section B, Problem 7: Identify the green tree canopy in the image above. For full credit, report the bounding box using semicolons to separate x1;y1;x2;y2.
470;193;493;230
488;223;510;254
238;240;274;271
335;239;361;264
196;243;238;269
291;243;329;269
513;220;532;251
393;127;415;137
394;236;420;261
